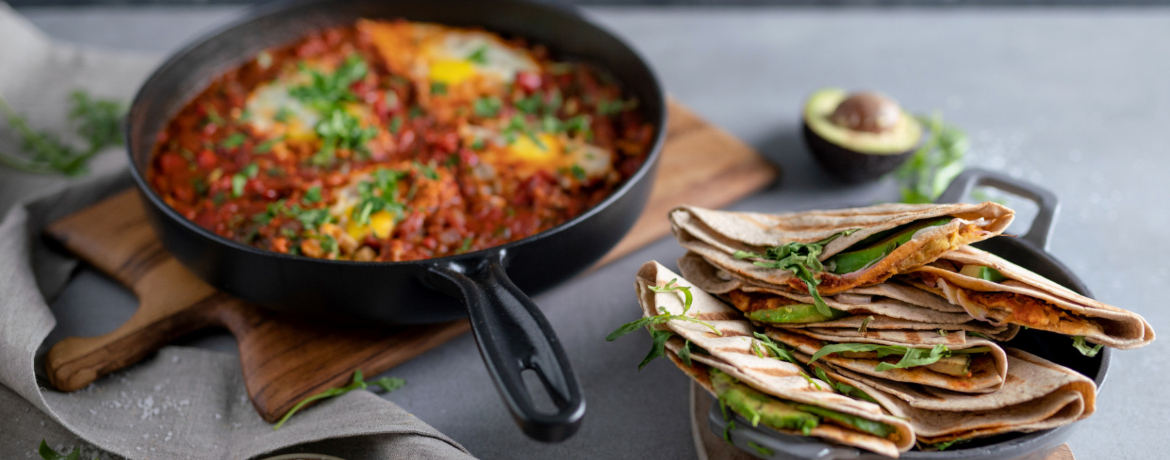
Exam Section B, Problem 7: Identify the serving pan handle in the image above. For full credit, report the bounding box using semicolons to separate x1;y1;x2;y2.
937;168;1060;251
429;252;585;442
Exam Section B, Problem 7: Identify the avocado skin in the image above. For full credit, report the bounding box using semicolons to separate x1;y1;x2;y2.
803;121;916;183
710;368;820;432
747;303;849;324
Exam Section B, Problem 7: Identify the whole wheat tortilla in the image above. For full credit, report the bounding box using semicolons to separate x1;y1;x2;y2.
678;252;1013;336
635;261;915;456
767;328;1009;394
796;347;1096;444
670;202;1014;295
901;245;1154;349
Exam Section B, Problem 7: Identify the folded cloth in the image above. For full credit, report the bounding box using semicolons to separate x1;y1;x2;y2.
0;5;473;460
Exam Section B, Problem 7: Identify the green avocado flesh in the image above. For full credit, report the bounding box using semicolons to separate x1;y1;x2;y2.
960;264;1008;282
803;88;922;155
792;404;896;438
826;217;952;274
747;303;849;324
924;355;972;377
710;369;819;433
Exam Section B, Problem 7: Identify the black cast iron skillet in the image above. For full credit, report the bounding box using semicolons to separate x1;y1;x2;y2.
125;0;666;442
707;169;1109;459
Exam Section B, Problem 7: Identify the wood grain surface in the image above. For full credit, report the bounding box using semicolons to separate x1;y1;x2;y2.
42;100;778;422
688;382;1076;460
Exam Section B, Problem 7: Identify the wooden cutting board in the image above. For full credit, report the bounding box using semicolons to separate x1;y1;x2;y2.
688;382;1075;460
42;100;779;423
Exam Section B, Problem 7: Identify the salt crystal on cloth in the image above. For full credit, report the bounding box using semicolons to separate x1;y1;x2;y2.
0;5;474;459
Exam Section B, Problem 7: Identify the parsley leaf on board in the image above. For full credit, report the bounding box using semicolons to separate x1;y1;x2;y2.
732;229;859;317
273;369;405;430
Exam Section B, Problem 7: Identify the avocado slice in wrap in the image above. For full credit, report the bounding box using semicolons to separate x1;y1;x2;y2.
669;202;1014;306
898;245;1154;350
796;347;1097;445
678;252;1018;339
634;261;915;457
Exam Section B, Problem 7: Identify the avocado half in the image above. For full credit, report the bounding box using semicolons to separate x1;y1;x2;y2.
802;88;923;183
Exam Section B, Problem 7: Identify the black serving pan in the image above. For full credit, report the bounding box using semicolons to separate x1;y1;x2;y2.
125;0;666;442
707;169;1110;459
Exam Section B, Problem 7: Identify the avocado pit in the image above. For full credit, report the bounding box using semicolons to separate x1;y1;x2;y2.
802;88;923;183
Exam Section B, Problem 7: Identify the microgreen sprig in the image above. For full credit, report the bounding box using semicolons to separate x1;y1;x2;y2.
273;369;405;430
607;278;722;370
0;90;125;176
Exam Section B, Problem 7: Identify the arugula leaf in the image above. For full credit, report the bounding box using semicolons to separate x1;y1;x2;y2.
927;438;965;451
0;90;125;176
274;369;404;430
967;331;993;340
677;339;694;367
813;366;878;404
751;332;800;365
893;113;968;203
1072;336;1104;357
639;329;675;370
732;229;859;317
809;343;954;372
799;371;822;390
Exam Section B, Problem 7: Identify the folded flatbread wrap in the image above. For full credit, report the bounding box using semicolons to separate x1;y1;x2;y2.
635;261;915;456
900;245;1154;349
793;346;1096;444
670;202;1014;296
767;328;1009;394
678;252;1017;340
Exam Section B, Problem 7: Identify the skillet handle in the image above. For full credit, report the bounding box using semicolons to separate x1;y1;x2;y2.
936;168;1060;251
429;252;585;442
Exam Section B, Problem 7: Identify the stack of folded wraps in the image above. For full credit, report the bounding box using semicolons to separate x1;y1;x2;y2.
620;203;1154;457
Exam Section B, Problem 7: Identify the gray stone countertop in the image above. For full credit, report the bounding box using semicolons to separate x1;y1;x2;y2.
17;5;1170;460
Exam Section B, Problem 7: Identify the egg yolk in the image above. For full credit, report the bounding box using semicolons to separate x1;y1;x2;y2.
429;60;476;84
509;133;562;163
346;210;396;240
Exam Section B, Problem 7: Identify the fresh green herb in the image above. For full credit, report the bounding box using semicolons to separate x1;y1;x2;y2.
0;90;126;176
597;98;628;116
967;331;993;340
389;115;403;134
413;160;439;180
255;135;284;153
719;399;738;444
467;45;489;65
859;315;874;334
474;96;502;118
747;441;774;457
242;163;259;178
541;115;565;134
312;109;377;166
809;343;954;372
677;339;694;367
894;113;967;203
430;81;448;96
205;104;224;126
607;278;722;368
221;133;247;149
231;174;248;198
1072;336;1104;357
514;94;542;114
274;107;295;123
39;440;81;460
938;329;948;336
457;236;473;254
799;371;822;390
273;369;405;430
732;229;859;317
303;185;322;204
925;438;965;451
470;138;486;151
288;54;367;113
564;115;592;139
751;332;800;365
812;366;878;403
569;164;587;181
352;168;407;226
408;106;425;120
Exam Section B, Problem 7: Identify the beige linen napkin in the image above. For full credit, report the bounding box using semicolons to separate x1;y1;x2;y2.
0;4;474;459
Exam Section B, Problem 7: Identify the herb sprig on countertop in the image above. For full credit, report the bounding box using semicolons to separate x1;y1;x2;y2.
894;113;967;204
273;369;405;430
732;229;859;317
0;90;125;176
37;440;95;460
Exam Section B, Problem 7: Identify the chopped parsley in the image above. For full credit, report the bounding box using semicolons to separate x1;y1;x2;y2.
474;96;502;118
231;174;247;197
389;115;403;134
221;133;247;149
413;160;439;180
303;185;322;204
467;45;489;65
597;98;628;116
352;168;407;226
569;164;587;181
254;135;284;153
430;81;448;96
514;94;542;114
